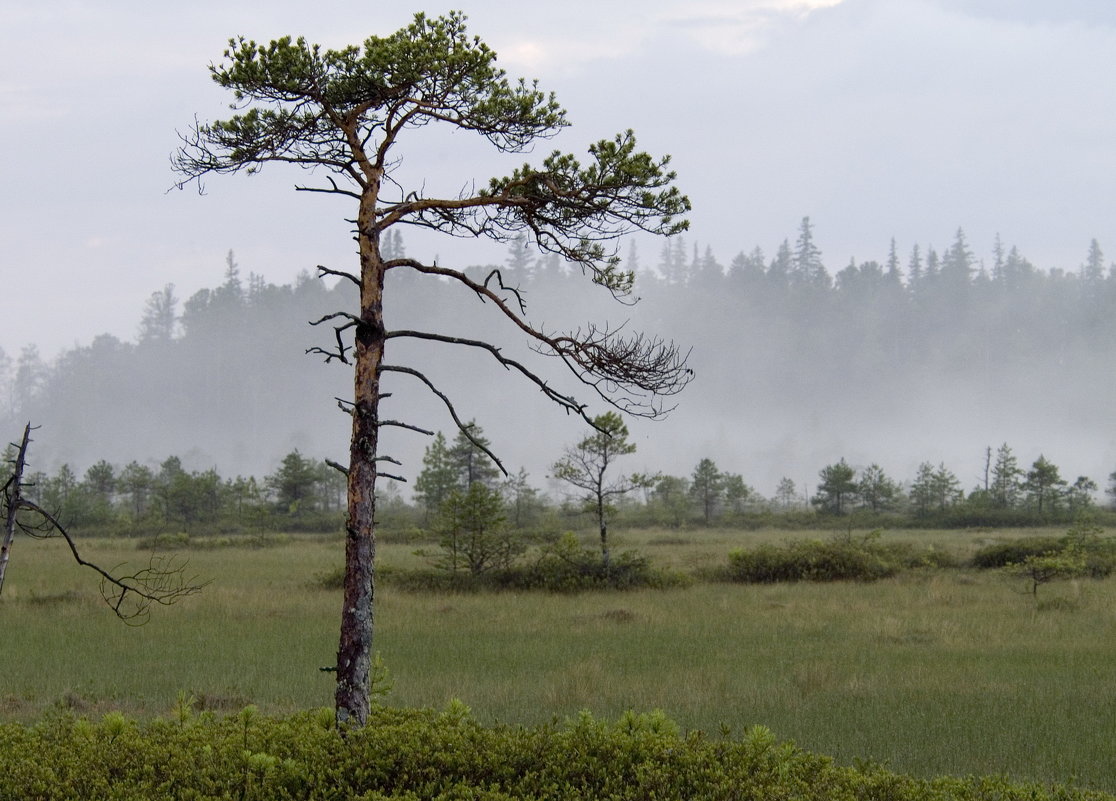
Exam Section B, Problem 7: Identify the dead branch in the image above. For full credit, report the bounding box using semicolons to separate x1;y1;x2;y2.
1;424;207;624
385;330;593;423
546;323;693;418
316;264;361;287
377;420;435;436
308;312;362;364
380;365;509;477
326;459;350;476
482;268;527;315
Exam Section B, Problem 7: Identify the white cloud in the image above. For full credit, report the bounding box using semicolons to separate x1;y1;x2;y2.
494;0;848;71
659;0;847;54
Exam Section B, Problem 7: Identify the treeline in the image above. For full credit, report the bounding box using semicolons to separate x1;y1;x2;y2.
2;221;1115;492
3;446;350;535
12;421;1114;539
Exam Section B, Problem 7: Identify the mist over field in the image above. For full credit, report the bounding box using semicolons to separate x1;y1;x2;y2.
2;2;1116;501
4;224;1114;501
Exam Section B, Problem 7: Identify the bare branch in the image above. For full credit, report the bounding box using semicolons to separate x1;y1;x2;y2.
381;365;509;477
483;268;527;315
2;424;206;623
385;330;593;424
316;264;361;287
384;260;689;418
326;459;350;476
377;420;435;436
308;312;362;364
294;176;362;200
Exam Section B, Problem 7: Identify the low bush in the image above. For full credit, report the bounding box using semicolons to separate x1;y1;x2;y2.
0;705;1108;801
1061;522;1116;579
726;531;906;583
971;524;1116;578
135;531;294;551
383;535;690;593
970;538;1063;569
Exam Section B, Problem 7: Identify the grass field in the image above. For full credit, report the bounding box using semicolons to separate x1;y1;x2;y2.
2;526;1114;791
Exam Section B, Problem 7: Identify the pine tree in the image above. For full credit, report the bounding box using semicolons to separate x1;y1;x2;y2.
689;457;724;525
551;411;649;565
792;216;828;288
1024;455;1067;515
812;459;857;515
990;443;1023;509
775;477;798;510
857;464;900;513
414;432;462;520
1082;238;1105;283
450;422;501;489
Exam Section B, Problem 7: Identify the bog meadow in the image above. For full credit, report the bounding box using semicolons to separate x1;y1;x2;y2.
5;10;1116;801
3;513;1116;798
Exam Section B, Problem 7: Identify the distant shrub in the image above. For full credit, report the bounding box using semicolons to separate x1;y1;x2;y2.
971;524;1116;578
1060;521;1116;579
970;537;1062;569
385;534;689;593
134;531;192;550
726;531;904;583
309;566;346;590
136;532;292;551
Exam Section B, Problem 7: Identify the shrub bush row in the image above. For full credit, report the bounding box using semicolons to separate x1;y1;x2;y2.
723;531;954;583
1;705;1110;801
971;524;1116;578
386;544;691;593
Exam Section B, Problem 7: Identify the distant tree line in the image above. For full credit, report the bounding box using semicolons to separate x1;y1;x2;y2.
0;443;350;535
8;425;1112;540
3;221;1115;503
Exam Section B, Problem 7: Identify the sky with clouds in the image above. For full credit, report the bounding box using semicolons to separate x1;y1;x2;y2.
2;0;1115;358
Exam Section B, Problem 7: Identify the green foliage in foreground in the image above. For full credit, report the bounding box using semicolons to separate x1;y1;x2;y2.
2;705;1111;801
725;531;956;583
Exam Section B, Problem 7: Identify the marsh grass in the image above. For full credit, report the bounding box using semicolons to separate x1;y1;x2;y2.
1;528;1114;790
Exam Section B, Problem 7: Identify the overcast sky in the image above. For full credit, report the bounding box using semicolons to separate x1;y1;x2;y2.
2;0;1115;359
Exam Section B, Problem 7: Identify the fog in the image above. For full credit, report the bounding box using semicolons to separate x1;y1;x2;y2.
2;2;1115;500
4;224;1114;502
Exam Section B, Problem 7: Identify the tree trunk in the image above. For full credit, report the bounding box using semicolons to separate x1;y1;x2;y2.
335;197;385;726
597;497;610;568
0;423;32;596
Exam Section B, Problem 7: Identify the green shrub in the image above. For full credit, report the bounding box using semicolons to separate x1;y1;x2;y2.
1061;521;1116;578
972;525;1116;578
726;531;904;583
971;538;1063;569
0;706;1108;801
384;535;689;593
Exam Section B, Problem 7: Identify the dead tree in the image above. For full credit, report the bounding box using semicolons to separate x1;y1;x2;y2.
1;423;204;624
172;12;692;724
